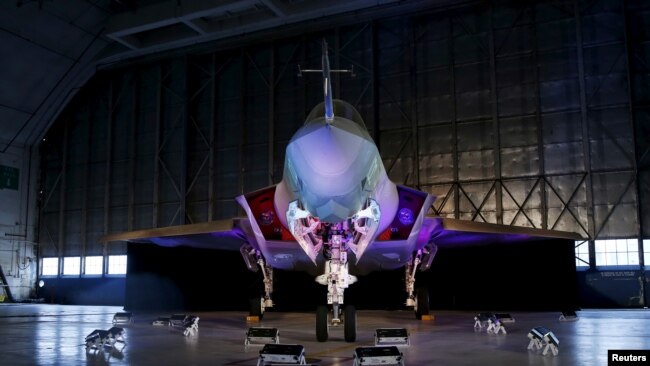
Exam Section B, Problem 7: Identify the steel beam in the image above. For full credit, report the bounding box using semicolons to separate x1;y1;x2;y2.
471;181;497;222
532;4;548;230
410;18;420;190
547;173;590;236
104;80;113;262
186;59;215;224
239;50;247;200
81;101;91;269
268;45;275;185
622;0;643;267
488;4;503;224
502;178;540;227
209;53;217;221
180;58;189;225
450;15;459;219
372;21;380;148
595;174;636;238
458;183;488;223
128;72;139;231
57;117;68;271
574;2;596;239
153;65;162;228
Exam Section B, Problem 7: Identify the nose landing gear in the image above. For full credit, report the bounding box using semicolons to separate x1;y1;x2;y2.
315;304;357;342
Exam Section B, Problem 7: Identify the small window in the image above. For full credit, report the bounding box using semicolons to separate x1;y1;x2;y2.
41;257;59;276
107;255;127;275
63;257;81;275
85;256;103;275
644;239;650;266
595;238;639;267
575;240;589;267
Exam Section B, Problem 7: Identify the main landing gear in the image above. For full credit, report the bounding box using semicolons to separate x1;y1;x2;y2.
241;245;274;318
405;244;437;319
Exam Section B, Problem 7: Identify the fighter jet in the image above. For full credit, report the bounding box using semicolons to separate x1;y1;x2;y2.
102;40;581;342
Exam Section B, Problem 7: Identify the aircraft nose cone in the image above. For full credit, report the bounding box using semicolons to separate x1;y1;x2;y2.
300;123;363;176
285;116;382;222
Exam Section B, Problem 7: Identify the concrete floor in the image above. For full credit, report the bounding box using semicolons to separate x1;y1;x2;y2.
0;304;648;365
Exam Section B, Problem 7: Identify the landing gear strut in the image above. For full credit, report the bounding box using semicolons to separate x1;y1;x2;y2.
241;245;274;318
287;199;379;342
314;227;358;342
405;244;437;319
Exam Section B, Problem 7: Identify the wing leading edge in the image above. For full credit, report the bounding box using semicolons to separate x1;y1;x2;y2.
422;216;584;249
100;219;249;250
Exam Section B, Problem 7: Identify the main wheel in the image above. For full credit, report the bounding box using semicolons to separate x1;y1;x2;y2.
249;297;264;319
344;305;357;342
415;287;430;319
316;305;329;342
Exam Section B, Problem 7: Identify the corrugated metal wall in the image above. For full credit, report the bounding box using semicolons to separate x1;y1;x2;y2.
39;0;649;259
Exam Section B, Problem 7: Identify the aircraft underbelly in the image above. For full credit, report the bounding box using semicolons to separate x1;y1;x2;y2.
261;240;323;275
349;239;418;275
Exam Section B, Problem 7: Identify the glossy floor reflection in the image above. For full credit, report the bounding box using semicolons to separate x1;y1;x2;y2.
1;304;648;365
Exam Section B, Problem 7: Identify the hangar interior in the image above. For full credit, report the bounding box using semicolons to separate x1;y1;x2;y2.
0;0;649;312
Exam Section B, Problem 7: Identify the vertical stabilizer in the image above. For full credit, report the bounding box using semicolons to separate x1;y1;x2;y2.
322;40;334;122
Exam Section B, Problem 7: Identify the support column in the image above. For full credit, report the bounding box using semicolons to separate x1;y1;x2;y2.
81;103;91;272
57;118;68;274
371;21;381;148
153;65;162;228
488;5;503;224
532;5;548;230
103;80;114;263
180;58;189;225
209;53;217;221
268;45;275;185
239;51;247;199
622;0;644;267
410;19;420;190
574;2;596;240
450;16;459;219
128;72;138;231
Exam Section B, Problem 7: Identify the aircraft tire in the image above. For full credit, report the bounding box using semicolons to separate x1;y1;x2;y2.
344;305;357;342
250;297;263;319
415;287;430;320
316;305;329;342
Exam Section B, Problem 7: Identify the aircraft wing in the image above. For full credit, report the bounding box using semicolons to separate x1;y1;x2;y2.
100;219;250;250
422;216;584;248
353;215;582;275
100;217;319;273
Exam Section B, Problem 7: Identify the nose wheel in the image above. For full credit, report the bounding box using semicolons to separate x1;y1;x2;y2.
316;305;329;342
344;305;357;342
315;304;357;342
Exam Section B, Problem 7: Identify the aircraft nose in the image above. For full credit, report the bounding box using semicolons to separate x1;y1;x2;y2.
314;199;350;223
285;118;381;222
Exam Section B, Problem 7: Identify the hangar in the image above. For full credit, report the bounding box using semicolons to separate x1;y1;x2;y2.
0;0;649;364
